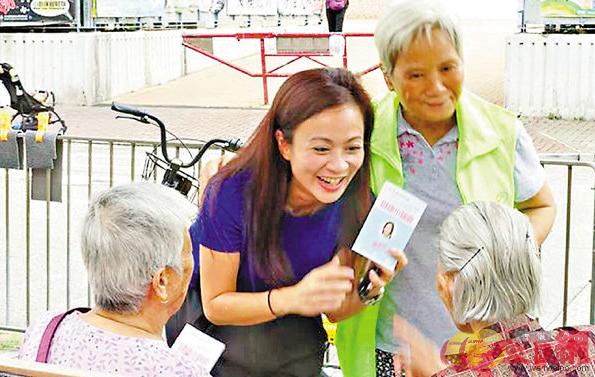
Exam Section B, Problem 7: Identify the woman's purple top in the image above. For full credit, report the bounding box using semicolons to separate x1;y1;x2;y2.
191;171;342;291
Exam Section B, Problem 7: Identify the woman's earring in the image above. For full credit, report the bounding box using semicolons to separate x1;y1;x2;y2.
160;295;169;304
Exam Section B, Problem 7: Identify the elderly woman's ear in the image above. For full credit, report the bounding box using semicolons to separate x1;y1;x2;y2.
436;269;455;313
381;66;395;91
151;268;172;304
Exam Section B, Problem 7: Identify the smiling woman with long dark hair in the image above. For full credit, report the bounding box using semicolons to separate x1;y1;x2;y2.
192;68;404;377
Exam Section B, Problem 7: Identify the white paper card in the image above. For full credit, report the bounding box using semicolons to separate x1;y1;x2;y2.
352;182;427;270
171;323;225;372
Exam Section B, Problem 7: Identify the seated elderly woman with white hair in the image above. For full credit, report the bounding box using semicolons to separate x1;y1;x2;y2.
394;201;595;376
18;182;210;376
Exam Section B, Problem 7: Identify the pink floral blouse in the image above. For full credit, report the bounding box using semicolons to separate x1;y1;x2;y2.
18;311;210;377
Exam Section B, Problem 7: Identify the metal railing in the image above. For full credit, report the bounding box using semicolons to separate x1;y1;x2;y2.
0;135;222;331
539;153;595;326
1;145;594;331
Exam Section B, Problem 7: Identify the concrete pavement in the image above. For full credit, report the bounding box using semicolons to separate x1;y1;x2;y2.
524;116;595;154
57;106;594;155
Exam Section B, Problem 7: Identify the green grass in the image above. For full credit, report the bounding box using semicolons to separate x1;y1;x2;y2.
0;331;24;352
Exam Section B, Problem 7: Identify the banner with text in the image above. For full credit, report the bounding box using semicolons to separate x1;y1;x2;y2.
0;0;75;24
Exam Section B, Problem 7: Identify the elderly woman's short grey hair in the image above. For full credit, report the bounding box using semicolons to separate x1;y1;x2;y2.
374;0;463;75
81;182;196;313
438;201;541;325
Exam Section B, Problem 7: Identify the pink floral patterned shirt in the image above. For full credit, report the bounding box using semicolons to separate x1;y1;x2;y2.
18;311;210;377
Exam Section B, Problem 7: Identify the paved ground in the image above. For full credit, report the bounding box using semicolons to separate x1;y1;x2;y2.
57;106;595;155
524;117;595;154
61;105;266;143
523;117;595;154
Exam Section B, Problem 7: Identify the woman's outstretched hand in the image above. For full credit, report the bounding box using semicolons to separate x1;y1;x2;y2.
274;255;354;317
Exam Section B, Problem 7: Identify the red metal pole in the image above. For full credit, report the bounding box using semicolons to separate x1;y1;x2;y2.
182;32;375;103
342;34;348;69
260;38;269;105
358;63;381;76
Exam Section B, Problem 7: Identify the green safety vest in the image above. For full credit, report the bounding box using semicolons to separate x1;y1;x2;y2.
336;90;518;377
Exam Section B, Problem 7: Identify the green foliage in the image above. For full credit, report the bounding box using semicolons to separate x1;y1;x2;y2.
0;331;23;352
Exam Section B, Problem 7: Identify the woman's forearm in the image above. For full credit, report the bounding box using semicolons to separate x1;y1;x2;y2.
201;249;354;325
516;183;556;246
203;286;296;326
523;206;556;246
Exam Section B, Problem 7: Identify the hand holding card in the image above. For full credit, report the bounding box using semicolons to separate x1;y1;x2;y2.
357;248;408;302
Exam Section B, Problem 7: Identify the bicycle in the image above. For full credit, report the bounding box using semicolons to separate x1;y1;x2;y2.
111;102;242;202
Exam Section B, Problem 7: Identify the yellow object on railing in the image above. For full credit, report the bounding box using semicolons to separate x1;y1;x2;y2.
0;109;12;142
322;314;337;345
35;112;49;142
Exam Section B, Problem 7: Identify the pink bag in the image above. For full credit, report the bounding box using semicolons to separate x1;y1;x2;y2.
326;0;346;11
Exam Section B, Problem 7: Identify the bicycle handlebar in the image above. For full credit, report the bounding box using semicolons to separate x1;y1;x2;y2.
111;102;242;168
111;102;149;119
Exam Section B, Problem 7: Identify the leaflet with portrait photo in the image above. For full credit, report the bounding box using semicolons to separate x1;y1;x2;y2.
352;182;426;270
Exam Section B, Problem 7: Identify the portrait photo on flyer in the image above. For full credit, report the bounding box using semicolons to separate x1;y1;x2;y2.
352;182;426;270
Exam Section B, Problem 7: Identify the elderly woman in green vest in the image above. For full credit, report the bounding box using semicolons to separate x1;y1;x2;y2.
334;0;556;376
